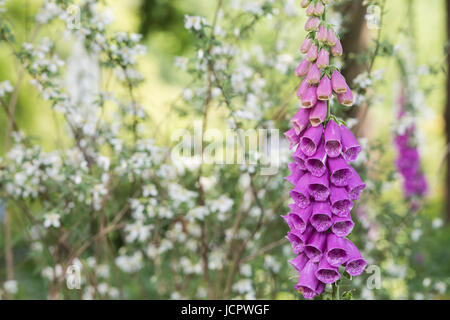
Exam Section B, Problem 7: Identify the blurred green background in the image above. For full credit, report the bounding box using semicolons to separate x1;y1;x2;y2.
0;0;446;199
0;0;449;299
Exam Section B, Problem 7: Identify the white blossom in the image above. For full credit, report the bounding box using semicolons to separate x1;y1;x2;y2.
184;15;207;31
43;213;61;228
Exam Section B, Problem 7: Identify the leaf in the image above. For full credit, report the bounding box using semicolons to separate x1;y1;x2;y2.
341;290;353;300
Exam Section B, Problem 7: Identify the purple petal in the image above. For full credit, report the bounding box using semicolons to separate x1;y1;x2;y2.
324;119;342;158
289;253;309;273
295;261;319;299
330;186;353;217
285;165;306;186
296;60;311;78
301;86;318;109
340;125;361;162
315;282;325;296
306;63;321;85
328;155;353;187
293;146;308;170
287;225;315;255
304;231;327;262
305;140;327;177
317;75;332;101
308;173;330;201
301;38;313;54
346;166;366;200
332;214;354;238
345;239;367;276
310;201;332;232
325;233;350;267
291;173;312;208
315;256;341;284
284;128;300;150
317;49;329;69
289;204;313;233
331;70;347;94
300;125;323;157
297;78;310;99
291;108;311;135
309;101;327;127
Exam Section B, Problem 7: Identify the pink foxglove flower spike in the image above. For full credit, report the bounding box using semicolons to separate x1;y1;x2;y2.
283;0;367;299
394;87;428;204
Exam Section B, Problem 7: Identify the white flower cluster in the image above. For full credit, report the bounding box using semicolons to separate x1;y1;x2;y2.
184;15;208;31
0;0;7;13
0;80;13;97
0;0;306;300
115;251;144;273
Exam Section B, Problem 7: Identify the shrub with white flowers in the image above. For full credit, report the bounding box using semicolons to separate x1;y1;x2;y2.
0;0;307;300
0;0;448;301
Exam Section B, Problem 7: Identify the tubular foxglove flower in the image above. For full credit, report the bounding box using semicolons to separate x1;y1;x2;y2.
284;128;300;149
300;125;323;156
317;25;328;43
293;146;308;170
288;224;315;254
317;75;332;101
295;261;319;299
285;163;306;186
308;173;330;202
330;186;353;217
306;3;315;16
327;30;338;46
287;229;308;255
305;17;320;32
310;202;332;232
301;38;313;54
317;49;329;69
331;38;343;56
315;282;325;296
291;107;310;134
315;257;340;284
314;1;325;16
291;173;312;208
284;0;367;299
332;214;354;238
307;63;321;84
297;78;310;99
325;233;350;267
296;60;311;77
331;70;347;94
347;167;366;201
282;213;295;231
289;253;309;273
310;101;327;127
304;231;327;262
301;0;311;9
301;86;318;108
305;140;327;177
306;43;318;62
289;204;313;233
324;119;342;157
328;155;353;187
345;240;367;277
340;125;362;162
337;84;354;106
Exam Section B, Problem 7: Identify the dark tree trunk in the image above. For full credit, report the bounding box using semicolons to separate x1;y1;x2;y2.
336;0;369;137
445;0;450;222
339;1;369;85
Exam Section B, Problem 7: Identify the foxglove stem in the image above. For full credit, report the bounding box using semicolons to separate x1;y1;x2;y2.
332;282;340;300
